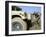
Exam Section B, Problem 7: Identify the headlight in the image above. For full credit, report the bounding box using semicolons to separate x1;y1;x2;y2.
20;13;25;16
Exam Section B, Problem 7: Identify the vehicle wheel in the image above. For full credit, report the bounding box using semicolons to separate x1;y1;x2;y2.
12;17;27;31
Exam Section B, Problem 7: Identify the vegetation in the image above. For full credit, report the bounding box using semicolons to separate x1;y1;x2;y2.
30;12;41;30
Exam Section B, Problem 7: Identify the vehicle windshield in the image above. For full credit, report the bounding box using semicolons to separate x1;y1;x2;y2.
12;6;22;11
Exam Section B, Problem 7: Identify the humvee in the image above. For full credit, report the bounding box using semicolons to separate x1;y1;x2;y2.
12;6;40;31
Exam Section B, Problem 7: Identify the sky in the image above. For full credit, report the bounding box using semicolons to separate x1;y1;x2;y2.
19;6;41;13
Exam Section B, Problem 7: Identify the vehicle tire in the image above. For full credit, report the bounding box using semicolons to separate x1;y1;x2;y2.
12;17;27;31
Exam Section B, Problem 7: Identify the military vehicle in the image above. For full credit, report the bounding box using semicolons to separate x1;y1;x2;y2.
12;6;41;31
